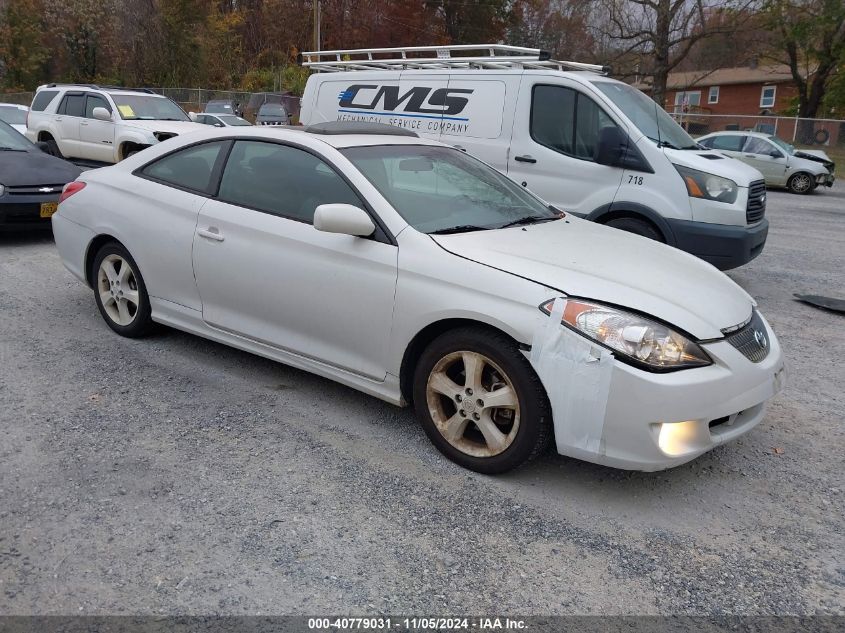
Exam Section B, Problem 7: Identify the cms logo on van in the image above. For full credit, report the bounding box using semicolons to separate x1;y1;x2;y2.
338;85;473;116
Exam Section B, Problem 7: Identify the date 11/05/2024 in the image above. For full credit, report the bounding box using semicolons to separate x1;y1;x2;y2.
308;617;527;630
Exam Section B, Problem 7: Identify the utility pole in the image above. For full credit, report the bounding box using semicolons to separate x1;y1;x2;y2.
313;0;321;52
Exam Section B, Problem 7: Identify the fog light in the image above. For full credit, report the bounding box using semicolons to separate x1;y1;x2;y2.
658;420;703;457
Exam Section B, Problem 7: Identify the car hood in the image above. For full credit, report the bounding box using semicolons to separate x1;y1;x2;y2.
0;150;82;187
793;150;834;171
662;147;764;186
123;120;209;135
431;217;754;340
11;124;26;134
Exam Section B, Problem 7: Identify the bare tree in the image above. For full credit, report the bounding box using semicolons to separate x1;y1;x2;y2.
595;0;755;105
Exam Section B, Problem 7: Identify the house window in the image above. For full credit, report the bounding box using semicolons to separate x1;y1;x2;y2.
708;86;720;104
760;86;776;109
673;91;701;113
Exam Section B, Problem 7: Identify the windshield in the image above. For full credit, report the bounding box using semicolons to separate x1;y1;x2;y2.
259;104;285;115
595;81;699;150
111;95;190;121
0;120;34;150
205;102;233;113
341;145;558;234
0;106;26;125
769;136;795;155
218;115;251;126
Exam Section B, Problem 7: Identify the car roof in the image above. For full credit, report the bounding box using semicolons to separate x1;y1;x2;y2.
0;103;28;110
705;130;773;139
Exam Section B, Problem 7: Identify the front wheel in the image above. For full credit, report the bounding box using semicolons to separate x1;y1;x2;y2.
787;172;814;194
605;216;664;242
412;327;552;474
92;242;154;337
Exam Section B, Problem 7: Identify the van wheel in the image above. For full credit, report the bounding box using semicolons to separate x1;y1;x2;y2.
787;172;813;194
412;327;552;474
605;217;664;242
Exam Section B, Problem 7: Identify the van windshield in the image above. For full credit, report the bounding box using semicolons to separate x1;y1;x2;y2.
595;82;699;150
341;145;558;234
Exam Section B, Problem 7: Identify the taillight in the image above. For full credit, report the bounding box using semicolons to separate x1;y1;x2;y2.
59;181;86;203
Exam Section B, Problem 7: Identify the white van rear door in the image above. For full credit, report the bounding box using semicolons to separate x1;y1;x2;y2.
440;76;510;171
507;78;626;214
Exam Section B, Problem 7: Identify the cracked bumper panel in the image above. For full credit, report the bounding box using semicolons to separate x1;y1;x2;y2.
547;314;785;471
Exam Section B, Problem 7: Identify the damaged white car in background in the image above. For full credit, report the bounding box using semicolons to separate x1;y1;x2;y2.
51;122;785;474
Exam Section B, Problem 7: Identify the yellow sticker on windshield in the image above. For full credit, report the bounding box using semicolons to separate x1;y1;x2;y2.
117;105;135;117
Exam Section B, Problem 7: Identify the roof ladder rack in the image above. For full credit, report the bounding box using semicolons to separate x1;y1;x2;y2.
298;44;610;75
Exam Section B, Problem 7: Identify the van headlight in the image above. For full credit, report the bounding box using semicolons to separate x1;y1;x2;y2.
674;165;738;204
0;184;5;196
540;298;712;371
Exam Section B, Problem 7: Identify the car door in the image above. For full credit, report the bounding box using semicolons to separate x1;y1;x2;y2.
192;139;398;380
741;136;788;185
54;92;84;158
507;81;625;213
78;93;116;163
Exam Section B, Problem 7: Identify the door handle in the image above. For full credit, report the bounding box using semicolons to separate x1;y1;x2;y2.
744;154;756;158
197;227;224;242
80;121;89;126
514;155;537;163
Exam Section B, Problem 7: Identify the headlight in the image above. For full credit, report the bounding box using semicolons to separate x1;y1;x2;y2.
539;298;712;371
0;184;5;196
674;164;738;204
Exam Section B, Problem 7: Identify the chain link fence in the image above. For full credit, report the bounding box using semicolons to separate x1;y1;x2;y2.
670;113;845;150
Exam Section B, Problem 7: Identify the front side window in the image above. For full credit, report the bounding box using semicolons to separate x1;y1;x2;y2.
744;137;777;156
31;90;58;112
140;141;228;194
85;94;112;119
218;141;362;223
531;85;619;161
760;86;776;108
342;144;557;234
709;135;745;152
111;95;190;121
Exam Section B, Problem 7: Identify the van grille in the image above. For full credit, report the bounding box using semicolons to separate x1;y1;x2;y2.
722;310;770;363
746;180;766;224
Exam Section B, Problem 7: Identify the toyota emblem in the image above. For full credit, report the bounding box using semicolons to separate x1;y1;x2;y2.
754;329;767;348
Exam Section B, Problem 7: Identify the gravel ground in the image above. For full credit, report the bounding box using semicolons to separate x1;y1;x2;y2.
0;182;843;617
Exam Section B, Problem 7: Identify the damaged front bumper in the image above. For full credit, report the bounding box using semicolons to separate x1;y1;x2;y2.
536;314;786;471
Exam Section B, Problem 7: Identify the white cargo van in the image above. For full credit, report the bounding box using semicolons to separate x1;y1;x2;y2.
299;45;768;270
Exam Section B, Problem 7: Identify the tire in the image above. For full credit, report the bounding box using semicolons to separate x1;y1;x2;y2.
814;129;830;145
44;138;63;158
91;242;154;338
605;216;664;242
787;172;814;194
412;327;553;474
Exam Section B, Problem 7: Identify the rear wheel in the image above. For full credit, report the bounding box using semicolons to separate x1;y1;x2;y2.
412;327;552;474
605;216;664;242
787;172;814;194
92;242;154;337
43;137;63;158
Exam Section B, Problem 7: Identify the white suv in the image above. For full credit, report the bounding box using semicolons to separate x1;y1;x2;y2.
26;84;207;164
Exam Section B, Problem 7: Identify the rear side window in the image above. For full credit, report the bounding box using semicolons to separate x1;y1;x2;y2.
140;141;229;194
708;135;745;152
31;90;59;112
85;94;112;119
531;85;620;161
59;94;86;117
217;140;362;223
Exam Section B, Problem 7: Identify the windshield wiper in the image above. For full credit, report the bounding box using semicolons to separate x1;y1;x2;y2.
498;215;559;229
430;225;491;235
656;140;681;150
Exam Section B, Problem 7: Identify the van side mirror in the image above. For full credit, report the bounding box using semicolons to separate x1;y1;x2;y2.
314;204;375;237
595;126;653;173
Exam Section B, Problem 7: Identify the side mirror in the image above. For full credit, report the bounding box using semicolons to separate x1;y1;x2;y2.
314;204;375;237
595;126;628;167
36;141;50;153
769;150;782;158
92;107;112;122
214;122;224;127
188;112;198;121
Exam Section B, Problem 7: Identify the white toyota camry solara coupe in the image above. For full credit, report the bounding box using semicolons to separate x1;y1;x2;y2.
52;122;785;474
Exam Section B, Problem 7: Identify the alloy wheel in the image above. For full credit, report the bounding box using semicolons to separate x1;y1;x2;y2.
97;254;140;326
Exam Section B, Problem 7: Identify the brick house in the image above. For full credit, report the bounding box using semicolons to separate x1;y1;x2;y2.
658;65;798;116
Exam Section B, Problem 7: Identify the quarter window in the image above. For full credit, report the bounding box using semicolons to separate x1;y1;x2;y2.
31;90;59;112
531;85;620;161
760;86;776;108
217;140;363;223
85;94;111;119
708;86;720;104
140;141;229;194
